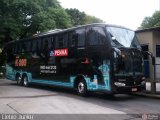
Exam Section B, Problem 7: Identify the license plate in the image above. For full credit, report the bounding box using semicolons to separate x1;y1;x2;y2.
132;88;137;92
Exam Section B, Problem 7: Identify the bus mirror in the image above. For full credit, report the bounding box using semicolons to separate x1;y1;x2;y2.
113;47;121;56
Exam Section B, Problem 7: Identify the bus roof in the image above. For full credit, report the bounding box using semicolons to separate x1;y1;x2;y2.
5;23;133;45
30;23;133;38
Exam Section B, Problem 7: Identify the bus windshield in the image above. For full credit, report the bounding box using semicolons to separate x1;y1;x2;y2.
106;26;141;49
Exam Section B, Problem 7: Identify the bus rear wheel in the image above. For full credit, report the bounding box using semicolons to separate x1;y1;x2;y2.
22;75;29;87
16;74;22;86
77;80;88;96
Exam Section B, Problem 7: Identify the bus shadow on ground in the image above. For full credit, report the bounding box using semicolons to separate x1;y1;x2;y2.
13;83;138;102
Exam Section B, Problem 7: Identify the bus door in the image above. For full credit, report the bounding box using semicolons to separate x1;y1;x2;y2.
73;28;88;75
86;26;106;85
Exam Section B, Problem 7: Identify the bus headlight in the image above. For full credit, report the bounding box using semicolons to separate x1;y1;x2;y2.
114;82;126;87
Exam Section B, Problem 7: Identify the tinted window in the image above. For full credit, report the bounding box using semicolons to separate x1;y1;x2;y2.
76;29;85;47
88;27;105;45
63;33;68;48
55;34;68;48
48;37;54;50
22;41;31;52
69;32;77;47
17;42;22;53
52;36;56;49
37;39;41;51
6;44;12;54
32;40;37;52
58;35;64;48
26;41;31;52
69;28;85;47
42;37;50;51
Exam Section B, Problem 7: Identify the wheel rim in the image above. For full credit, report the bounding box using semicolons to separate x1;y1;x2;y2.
78;82;85;93
17;76;21;84
23;77;28;86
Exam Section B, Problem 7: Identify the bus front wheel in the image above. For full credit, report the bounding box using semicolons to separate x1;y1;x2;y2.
77;80;88;96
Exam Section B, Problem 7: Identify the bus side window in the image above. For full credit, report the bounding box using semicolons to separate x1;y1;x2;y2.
68;31;77;47
22;42;26;52
10;43;14;54
50;36;55;50
56;34;64;48
71;34;77;47
26;41;31;52
96;27;106;45
17;43;22;53
88;29;98;46
32;40;37;52
68;29;85;47
44;40;48;51
42;38;49;51
48;37;54;50
76;28;85;47
14;43;17;54
37;39;41;52
16;43;19;53
63;33;68;48
7;44;12;55
88;27;106;46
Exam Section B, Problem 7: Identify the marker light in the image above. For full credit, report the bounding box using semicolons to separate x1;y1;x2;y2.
114;82;126;87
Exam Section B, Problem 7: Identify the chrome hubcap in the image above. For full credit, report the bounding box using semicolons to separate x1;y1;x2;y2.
78;82;84;93
17;77;21;84
23;77;27;86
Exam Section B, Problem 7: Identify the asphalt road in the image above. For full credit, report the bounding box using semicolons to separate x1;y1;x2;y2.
0;78;160;120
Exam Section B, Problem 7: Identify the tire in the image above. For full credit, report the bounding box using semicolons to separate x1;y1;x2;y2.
77;79;88;96
22;75;29;87
16;74;23;86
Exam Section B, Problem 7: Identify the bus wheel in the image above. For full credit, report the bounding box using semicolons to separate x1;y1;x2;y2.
22;75;29;87
77;80;88;96
16;74;22;86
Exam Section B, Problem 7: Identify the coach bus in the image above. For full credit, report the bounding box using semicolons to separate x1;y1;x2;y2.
2;23;146;96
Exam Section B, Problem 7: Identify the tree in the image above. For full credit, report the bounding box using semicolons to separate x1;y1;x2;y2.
0;0;71;45
65;8;86;26
84;15;104;24
65;8;103;26
139;11;160;29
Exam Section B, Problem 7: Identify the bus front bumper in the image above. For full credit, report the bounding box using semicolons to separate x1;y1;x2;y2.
113;84;146;94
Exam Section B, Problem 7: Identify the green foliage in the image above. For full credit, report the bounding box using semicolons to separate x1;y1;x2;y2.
65;8;86;26
0;0;103;47
140;11;160;29
84;15;104;24
65;8;103;26
0;0;72;45
48;8;72;29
